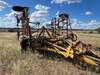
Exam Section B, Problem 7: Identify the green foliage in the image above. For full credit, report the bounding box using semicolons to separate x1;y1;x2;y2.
95;28;100;33
89;31;93;33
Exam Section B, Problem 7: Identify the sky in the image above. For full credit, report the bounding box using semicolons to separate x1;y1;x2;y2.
0;0;100;29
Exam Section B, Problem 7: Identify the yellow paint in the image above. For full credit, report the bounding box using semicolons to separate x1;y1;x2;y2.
79;56;98;66
48;46;74;59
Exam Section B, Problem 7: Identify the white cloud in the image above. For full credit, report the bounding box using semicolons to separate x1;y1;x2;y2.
86;20;100;29
30;10;48;18
88;20;96;25
6;10;22;18
51;0;82;5
0;10;22;27
35;4;50;11
71;18;84;29
84;11;93;16
0;0;10;11
71;18;78;25
71;19;100;29
0;4;50;28
30;4;50;24
2;11;16;24
88;20;100;27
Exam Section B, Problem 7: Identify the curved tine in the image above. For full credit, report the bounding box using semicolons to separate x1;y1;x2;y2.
78;55;98;66
90;50;100;59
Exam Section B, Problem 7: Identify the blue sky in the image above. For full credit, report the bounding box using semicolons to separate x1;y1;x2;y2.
0;0;100;29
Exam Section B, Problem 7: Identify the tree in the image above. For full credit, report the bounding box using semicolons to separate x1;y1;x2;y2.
95;27;100;33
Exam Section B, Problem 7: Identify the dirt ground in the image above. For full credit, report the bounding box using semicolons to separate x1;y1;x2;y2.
0;32;100;75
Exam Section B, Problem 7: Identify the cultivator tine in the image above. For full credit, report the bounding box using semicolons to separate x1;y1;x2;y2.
47;42;66;52
46;41;73;58
48;46;74;58
90;50;100;59
78;55;98;66
72;41;100;66
59;46;74;58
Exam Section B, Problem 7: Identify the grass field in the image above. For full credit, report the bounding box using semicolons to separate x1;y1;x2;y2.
0;32;100;75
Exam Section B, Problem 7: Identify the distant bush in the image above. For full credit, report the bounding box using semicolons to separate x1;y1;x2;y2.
8;29;15;32
95;28;100;33
89;31;93;33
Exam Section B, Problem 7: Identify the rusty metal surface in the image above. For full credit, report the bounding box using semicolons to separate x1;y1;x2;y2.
12;6;100;66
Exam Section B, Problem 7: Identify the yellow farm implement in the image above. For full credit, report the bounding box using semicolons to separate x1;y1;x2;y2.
12;6;100;67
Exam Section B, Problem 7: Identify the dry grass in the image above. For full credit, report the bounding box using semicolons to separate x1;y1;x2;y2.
0;32;100;75
76;32;100;48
